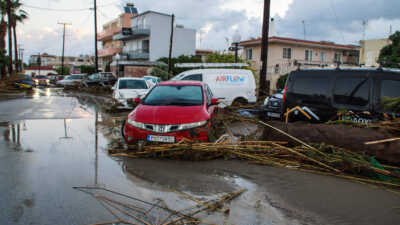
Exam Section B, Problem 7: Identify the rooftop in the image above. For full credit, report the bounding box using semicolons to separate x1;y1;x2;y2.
239;36;359;50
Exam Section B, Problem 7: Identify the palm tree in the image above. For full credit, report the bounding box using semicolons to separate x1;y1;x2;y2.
11;5;27;72
0;1;8;78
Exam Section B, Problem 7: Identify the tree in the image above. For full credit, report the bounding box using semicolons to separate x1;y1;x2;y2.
56;66;70;75
205;52;244;63
80;65;96;74
10;0;27;72
276;74;288;90
378;31;400;68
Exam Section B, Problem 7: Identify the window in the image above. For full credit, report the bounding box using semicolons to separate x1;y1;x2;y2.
205;84;213;105
143;85;203;106
118;80;148;89
283;48;292;59
245;48;253;60
320;52;326;63
182;74;202;81
381;80;400;99
334;53;342;63
333;77;369;106
293;76;329;97
305;50;313;61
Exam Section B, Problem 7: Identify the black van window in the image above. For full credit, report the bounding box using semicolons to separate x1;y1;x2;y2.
333;77;369;106
292;76;329;97
182;74;202;81
381;80;400;99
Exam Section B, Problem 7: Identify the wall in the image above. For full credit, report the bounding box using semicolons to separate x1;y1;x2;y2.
359;38;391;67
124;66;152;77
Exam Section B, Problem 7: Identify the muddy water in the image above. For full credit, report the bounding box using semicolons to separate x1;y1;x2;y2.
0;90;301;225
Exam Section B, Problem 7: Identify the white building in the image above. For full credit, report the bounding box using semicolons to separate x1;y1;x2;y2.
112;11;196;77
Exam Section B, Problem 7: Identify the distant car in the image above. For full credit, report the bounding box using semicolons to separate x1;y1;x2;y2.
15;75;33;89
122;81;219;146
82;72;117;87
263;90;284;119
143;75;161;87
56;74;86;86
32;75;50;87
112;78;150;108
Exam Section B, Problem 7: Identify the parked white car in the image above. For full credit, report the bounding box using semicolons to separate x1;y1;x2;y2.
56;74;86;86
112;78;150;108
172;69;257;106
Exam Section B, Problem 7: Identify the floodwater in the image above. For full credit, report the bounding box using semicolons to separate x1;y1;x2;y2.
0;88;300;225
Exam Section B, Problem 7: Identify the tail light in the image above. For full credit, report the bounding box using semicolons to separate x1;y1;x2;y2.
282;85;287;104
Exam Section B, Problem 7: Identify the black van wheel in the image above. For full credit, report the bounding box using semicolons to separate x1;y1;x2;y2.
232;98;247;107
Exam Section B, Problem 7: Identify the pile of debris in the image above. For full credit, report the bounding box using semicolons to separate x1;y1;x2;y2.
74;186;245;225
64;85;113;96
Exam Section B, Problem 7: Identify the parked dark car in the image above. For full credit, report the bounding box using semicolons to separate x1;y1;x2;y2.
282;68;400;122
263;90;284;119
82;72;117;87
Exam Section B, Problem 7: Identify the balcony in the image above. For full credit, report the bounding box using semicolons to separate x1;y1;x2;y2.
98;26;122;41
98;47;122;58
123;49;150;60
113;26;150;41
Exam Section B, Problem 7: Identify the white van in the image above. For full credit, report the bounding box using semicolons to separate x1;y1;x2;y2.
172;69;257;106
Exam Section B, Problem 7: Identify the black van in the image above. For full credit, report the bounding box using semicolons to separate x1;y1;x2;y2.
282;68;400;122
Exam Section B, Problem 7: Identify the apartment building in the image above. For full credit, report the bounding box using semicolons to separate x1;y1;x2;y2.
359;38;392;67
112;11;196;77
97;4;138;72
29;53;57;66
239;36;360;92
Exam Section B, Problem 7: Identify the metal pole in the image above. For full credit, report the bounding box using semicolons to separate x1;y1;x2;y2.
38;52;41;76
94;0;99;73
167;14;175;78
6;0;12;76
58;22;71;75
258;0;271;99
234;43;238;63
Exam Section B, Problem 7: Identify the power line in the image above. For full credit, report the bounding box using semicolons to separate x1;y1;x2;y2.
23;1;119;12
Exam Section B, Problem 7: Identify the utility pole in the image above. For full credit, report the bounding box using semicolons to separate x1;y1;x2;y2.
302;20;306;40
94;0;99;73
37;53;41;76
58;22;71;75
258;0;271;99
168;14;175;78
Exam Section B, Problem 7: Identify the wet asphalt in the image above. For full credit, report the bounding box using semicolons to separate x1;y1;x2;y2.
0;88;399;225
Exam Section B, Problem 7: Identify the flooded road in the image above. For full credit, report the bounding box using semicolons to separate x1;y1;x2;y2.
0;88;399;225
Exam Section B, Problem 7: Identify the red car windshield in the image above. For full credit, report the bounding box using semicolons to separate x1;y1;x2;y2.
143;85;203;106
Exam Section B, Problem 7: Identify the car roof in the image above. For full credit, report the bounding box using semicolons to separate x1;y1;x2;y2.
117;77;146;81
294;67;400;74
159;80;203;86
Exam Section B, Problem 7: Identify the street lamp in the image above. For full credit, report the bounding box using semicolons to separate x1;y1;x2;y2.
232;31;241;63
115;53;121;77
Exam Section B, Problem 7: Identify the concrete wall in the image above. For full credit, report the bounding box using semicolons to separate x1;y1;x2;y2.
359;38;391;67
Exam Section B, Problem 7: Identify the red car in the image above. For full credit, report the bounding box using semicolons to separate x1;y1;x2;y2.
122;81;219;145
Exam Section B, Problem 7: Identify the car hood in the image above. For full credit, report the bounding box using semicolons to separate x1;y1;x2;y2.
129;105;209;124
117;89;148;99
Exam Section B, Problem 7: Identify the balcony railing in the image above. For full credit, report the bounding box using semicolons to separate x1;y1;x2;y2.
98;27;122;41
122;49;150;60
113;26;150;41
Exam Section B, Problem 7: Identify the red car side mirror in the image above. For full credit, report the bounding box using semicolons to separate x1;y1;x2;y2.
211;98;219;105
133;97;141;104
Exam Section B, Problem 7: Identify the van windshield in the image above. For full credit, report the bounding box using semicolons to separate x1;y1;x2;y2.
143;85;203;106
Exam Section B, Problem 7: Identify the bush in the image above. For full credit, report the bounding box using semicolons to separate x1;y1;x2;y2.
276;74;288;90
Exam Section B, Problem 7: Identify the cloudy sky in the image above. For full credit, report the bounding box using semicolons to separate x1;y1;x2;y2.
19;0;400;62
